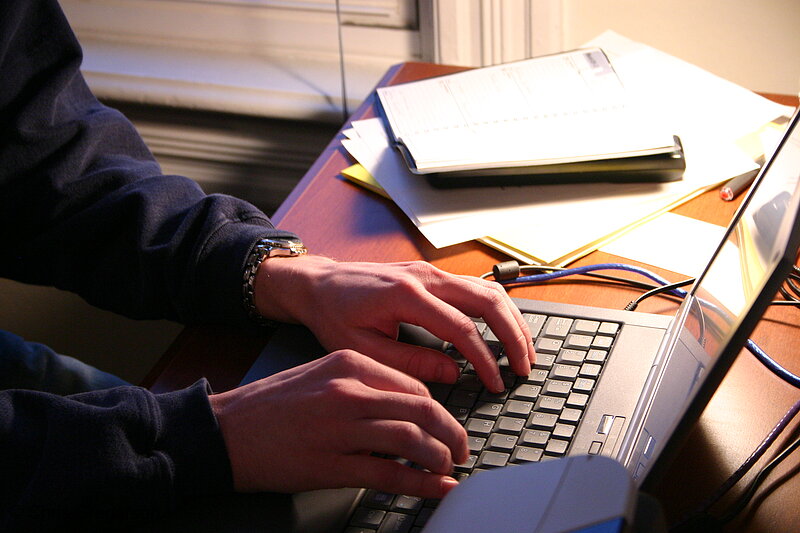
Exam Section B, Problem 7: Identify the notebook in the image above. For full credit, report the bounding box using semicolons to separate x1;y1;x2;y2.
237;109;800;533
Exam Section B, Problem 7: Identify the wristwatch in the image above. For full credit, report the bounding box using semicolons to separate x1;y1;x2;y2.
242;237;307;326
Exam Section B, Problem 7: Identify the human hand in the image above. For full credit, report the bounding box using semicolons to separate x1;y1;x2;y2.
253;255;535;392
209;350;468;498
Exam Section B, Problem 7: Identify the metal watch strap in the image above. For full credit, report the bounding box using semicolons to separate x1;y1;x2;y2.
242;237;307;326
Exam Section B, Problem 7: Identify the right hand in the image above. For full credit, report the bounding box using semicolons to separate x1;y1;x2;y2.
209;350;469;499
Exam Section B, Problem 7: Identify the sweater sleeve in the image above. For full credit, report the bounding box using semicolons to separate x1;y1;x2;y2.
0;0;297;327
0;379;233;530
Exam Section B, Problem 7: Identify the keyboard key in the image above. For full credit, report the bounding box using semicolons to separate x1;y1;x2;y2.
351;507;386;529
525;368;549;384
520;429;550;447
363;490;394;510
563;334;593;350
454;455;477;473
591;336;614;350
465;417;495;437
509;384;541;401
549;364;579;381
511;446;544;463
553;423;575;439
598;322;620;336
467;436;486;454
545;439;569;456
585;349;607;363
566;392;589;409
501;399;534;418
542;317;573;339
472;401;503;420
533;353;556;370
535;395;565;413
534;337;563;354
487;434;518;452
447;389;479;408
456;374;483;391
427;383;452;404
393;495;424;513
579;363;603;378
445;405;470;424
478;389;509;403
528;412;559;429
494;416;525;435
542;379;572;397
378;511;415;533
573;377;595;393
559;408;583;424
571;319;600;335
523;313;547;338
556;348;586;365
500;371;517;389
477;450;509;469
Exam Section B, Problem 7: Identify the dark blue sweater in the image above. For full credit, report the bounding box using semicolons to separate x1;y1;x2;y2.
0;0;297;528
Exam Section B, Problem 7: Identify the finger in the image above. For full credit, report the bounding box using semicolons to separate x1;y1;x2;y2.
345;419;462;476
433;274;532;376
314;350;433;399
394;295;504;392
336;454;460;499
352;333;461;384
465;276;536;365
349;390;468;463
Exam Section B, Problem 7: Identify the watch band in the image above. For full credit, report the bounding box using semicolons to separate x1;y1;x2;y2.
242;237;307;326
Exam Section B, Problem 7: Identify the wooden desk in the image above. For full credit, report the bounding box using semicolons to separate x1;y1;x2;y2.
147;63;800;532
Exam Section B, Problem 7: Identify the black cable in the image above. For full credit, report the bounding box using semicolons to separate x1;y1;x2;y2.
483;263;672;293
717;432;800;525
624;278;696;311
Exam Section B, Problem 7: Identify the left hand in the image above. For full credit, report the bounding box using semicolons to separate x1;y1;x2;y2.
253;255;534;392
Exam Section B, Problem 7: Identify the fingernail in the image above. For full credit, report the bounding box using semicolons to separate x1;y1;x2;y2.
441;477;459;494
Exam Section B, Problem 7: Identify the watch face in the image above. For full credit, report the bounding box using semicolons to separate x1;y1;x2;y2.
262;238;307;255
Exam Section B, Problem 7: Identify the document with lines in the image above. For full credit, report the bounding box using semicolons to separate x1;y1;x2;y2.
377;47;683;184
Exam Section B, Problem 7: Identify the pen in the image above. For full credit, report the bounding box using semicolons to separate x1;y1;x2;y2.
720;170;758;202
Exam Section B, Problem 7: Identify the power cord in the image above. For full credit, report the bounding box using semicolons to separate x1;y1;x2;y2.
669;398;800;531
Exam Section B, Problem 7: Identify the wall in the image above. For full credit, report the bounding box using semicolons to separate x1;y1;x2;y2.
560;0;800;96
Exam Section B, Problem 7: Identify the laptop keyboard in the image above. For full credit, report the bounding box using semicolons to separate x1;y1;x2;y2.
344;313;621;533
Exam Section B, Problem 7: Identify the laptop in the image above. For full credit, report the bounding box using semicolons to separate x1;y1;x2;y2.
232;109;800;533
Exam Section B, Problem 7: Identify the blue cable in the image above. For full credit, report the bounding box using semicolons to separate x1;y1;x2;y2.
498;262;800;389
500;263;689;299
746;339;800;389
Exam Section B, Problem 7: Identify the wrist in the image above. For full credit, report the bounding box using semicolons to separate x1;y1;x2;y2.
252;253;336;325
242;237;307;326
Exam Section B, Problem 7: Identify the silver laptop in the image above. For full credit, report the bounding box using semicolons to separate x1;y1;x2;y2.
233;109;800;532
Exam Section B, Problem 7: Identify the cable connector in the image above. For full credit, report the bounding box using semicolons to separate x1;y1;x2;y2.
492;260;521;282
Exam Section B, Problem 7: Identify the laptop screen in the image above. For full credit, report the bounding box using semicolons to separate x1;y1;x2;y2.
622;111;800;485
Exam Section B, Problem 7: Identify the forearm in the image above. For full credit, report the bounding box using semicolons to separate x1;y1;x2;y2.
0;380;232;530
0;0;296;326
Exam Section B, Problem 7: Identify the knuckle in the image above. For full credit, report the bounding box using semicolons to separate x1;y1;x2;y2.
481;283;506;307
328;349;366;370
454;315;480;338
393;421;422;448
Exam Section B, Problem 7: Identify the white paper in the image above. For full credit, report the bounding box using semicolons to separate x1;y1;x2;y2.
341;32;791;264
599;213;726;277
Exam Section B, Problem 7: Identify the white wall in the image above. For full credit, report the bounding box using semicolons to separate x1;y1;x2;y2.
560;0;800;96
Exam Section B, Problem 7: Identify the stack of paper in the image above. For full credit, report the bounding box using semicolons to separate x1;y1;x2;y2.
340;32;793;266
